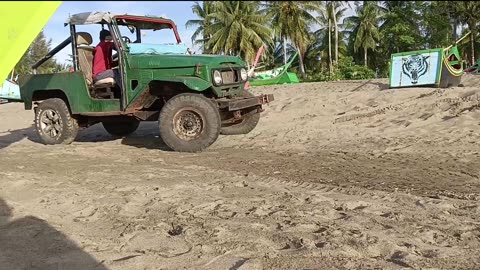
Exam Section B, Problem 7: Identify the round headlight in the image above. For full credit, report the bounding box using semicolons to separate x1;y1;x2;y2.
240;68;248;81
213;70;222;85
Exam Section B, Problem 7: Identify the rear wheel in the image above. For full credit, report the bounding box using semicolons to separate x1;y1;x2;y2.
159;93;221;152
102;117;140;137
34;98;79;145
220;91;261;135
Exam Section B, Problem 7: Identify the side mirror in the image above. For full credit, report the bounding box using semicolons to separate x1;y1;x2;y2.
127;25;135;34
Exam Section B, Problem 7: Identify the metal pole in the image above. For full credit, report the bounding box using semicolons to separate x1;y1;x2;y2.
70;24;79;72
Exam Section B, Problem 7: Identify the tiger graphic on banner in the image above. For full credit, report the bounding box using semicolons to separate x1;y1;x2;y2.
402;54;430;84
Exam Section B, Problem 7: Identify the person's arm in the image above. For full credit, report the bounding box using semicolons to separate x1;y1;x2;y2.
108;42;117;52
109;43;119;67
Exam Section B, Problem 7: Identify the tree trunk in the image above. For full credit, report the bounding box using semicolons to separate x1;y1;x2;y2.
333;9;338;65
297;47;306;79
471;29;475;65
328;19;332;74
452;18;458;42
202;31;209;54
364;47;368;67
283;36;287;65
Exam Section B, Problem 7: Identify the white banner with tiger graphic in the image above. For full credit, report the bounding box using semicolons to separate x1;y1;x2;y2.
389;49;442;88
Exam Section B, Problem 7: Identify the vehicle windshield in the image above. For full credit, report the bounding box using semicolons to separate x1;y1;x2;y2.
115;17;188;55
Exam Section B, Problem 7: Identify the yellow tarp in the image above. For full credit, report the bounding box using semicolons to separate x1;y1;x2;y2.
0;1;62;81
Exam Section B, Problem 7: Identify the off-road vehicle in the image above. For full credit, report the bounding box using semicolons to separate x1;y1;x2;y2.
19;12;274;152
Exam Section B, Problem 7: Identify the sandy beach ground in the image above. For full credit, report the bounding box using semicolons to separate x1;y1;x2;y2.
1;76;479;269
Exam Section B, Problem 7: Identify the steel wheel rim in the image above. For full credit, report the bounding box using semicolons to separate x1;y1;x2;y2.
39;109;62;139
173;108;204;141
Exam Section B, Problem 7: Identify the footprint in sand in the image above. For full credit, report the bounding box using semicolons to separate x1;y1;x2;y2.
417;229;449;246
257;233;308;251
271;100;293;112
335;201;371;211
118;196;152;217
72;205;99;222
122;230;191;257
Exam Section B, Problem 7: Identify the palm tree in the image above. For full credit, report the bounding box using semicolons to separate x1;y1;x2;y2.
204;1;273;67
315;14;349;72
328;1;350;65
344;2;381;67
261;1;321;78
185;1;215;53
302;31;327;73
317;6;333;72
318;2;348;72
452;2;480;64
263;38;286;70
261;2;287;65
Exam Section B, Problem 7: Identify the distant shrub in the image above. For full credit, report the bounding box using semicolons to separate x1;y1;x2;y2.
304;56;376;82
336;57;376;80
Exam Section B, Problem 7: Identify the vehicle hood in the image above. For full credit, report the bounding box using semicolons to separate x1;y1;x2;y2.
127;54;245;69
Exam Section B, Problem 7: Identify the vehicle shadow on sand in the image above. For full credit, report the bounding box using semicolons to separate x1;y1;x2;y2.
0;197;109;270
1;122;172;151
0;124;38;150
120;122;172;151
75;122;172;151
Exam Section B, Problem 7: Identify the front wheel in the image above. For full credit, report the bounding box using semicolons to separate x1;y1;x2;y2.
34;98;79;145
159;93;221;152
220;91;261;135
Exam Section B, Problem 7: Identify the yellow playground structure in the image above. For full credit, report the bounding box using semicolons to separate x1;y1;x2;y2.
0;1;62;101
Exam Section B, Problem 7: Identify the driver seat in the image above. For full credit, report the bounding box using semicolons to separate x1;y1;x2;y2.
76;32;116;99
76;32;95;85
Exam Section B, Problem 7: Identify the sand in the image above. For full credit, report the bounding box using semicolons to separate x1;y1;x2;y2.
1;76;479;269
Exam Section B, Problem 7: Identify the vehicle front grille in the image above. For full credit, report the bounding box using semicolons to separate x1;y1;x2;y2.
221;70;239;84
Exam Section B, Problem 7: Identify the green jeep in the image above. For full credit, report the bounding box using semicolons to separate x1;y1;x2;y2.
19;12;273;152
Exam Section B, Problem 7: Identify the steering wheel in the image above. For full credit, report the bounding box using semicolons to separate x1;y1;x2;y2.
122;36;131;44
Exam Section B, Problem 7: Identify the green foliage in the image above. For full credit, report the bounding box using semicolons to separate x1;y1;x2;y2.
379;1;424;54
344;1;381;67
421;1;452;48
185;1;215;53
451;1;480;63
305;56;375;82
14;30;65;75
337;56;376;79
204;1;273;63
257;1;321;77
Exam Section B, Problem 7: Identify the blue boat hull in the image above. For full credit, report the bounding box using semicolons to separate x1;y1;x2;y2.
0;80;22;101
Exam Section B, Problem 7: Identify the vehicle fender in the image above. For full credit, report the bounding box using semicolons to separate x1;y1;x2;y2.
161;76;212;91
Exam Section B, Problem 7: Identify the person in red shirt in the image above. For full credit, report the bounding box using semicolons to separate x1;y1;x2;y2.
92;29;122;90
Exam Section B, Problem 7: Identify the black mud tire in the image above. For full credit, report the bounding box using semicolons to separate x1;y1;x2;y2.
102;118;140;137
159;93;221;153
220;91;261;135
34;98;79;145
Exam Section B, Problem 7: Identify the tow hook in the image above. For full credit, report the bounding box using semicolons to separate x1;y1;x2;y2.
258;94;272;104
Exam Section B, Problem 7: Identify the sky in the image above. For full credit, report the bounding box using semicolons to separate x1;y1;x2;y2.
42;1;356;65
42;1;199;64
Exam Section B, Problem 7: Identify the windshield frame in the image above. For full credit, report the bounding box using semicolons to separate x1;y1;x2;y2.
113;15;182;48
